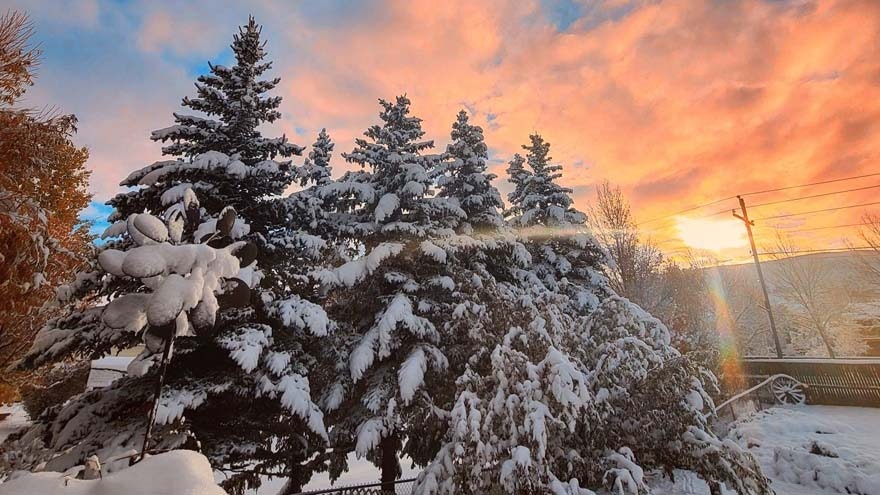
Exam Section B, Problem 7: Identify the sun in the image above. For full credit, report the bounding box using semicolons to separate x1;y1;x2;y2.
675;217;748;251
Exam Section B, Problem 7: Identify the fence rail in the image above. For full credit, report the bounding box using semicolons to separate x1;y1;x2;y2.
295;478;416;495
741;357;880;407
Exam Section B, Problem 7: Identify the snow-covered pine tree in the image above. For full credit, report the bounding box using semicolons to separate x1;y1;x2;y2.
151;16;301;166
437;111;504;233
505;134;584;228
277;128;342;253
306;95;483;489
341;95;464;239
4;18;330;495
139;16;302;232
573;296;770;495
298;128;334;187
504;134;605;315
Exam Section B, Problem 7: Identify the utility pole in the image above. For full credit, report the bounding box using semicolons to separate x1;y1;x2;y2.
733;195;784;358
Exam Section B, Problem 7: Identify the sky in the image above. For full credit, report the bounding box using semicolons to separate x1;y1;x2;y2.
10;0;880;262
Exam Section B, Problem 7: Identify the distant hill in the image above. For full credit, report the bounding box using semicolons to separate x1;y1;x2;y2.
712;251;879;296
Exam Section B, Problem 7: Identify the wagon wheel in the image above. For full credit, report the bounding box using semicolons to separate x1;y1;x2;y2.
771;375;806;405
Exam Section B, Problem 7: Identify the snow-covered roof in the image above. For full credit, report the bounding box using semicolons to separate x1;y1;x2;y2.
86;357;134;391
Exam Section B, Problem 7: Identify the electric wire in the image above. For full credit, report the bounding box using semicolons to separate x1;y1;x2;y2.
635;196;736;227
740;171;880;197
637;171;880;228
747;183;880;209
777;222;866;234
753;201;880;221
756;247;876;256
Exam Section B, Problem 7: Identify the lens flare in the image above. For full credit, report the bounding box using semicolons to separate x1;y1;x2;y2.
704;267;745;392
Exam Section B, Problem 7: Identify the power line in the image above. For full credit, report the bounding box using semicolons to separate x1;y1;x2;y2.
635;196;736;226
636;171;880;227
780;222;866;234
748;183;880;209
697;207;732;219
753;201;880;221
740;171;880;197
757;246;876;256
636;172;880;230
639;206;735;237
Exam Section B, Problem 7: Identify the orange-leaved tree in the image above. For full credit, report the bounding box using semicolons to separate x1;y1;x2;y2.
0;10;92;401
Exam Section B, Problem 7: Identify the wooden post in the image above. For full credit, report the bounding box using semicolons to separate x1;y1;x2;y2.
734;196;784;358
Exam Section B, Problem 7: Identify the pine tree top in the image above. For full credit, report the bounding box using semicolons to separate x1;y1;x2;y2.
505;133;585;227
298;128;334;186
438;111;504;232
448;110;488;163
151;16;302;165
339;95;461;236
347;95;433;159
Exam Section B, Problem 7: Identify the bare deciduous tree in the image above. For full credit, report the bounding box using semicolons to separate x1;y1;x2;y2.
589;181;664;309
769;234;862;357
853;212;880;286
589;182;721;361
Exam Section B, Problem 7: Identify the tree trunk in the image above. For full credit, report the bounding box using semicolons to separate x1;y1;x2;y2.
379;432;400;493
277;478;302;495
814;319;837;358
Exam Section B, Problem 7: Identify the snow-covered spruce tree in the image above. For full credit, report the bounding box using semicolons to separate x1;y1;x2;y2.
150;16;300;166
505;134;585;228
298;128;334;187
307;95;491;489
413;136;770;494
436;111;504;233
4;18;330;495
505;134;605;316
573;296;770;495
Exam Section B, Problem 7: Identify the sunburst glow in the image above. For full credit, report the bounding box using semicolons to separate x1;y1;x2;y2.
675;217;747;252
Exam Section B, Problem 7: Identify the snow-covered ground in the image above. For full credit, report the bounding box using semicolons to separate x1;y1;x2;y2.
259;453;420;493
729;405;880;495
3;403;879;494
0;450;225;495
652;405;880;495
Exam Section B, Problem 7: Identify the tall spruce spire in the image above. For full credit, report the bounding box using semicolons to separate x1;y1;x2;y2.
151;16;302;164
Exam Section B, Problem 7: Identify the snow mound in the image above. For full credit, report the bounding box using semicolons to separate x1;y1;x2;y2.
730;406;880;495
0;450;227;495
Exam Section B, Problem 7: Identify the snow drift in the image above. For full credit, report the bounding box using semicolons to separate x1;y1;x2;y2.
0;450;227;495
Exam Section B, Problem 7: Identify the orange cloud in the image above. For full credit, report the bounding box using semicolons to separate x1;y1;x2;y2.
266;0;880;254
22;0;880;256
